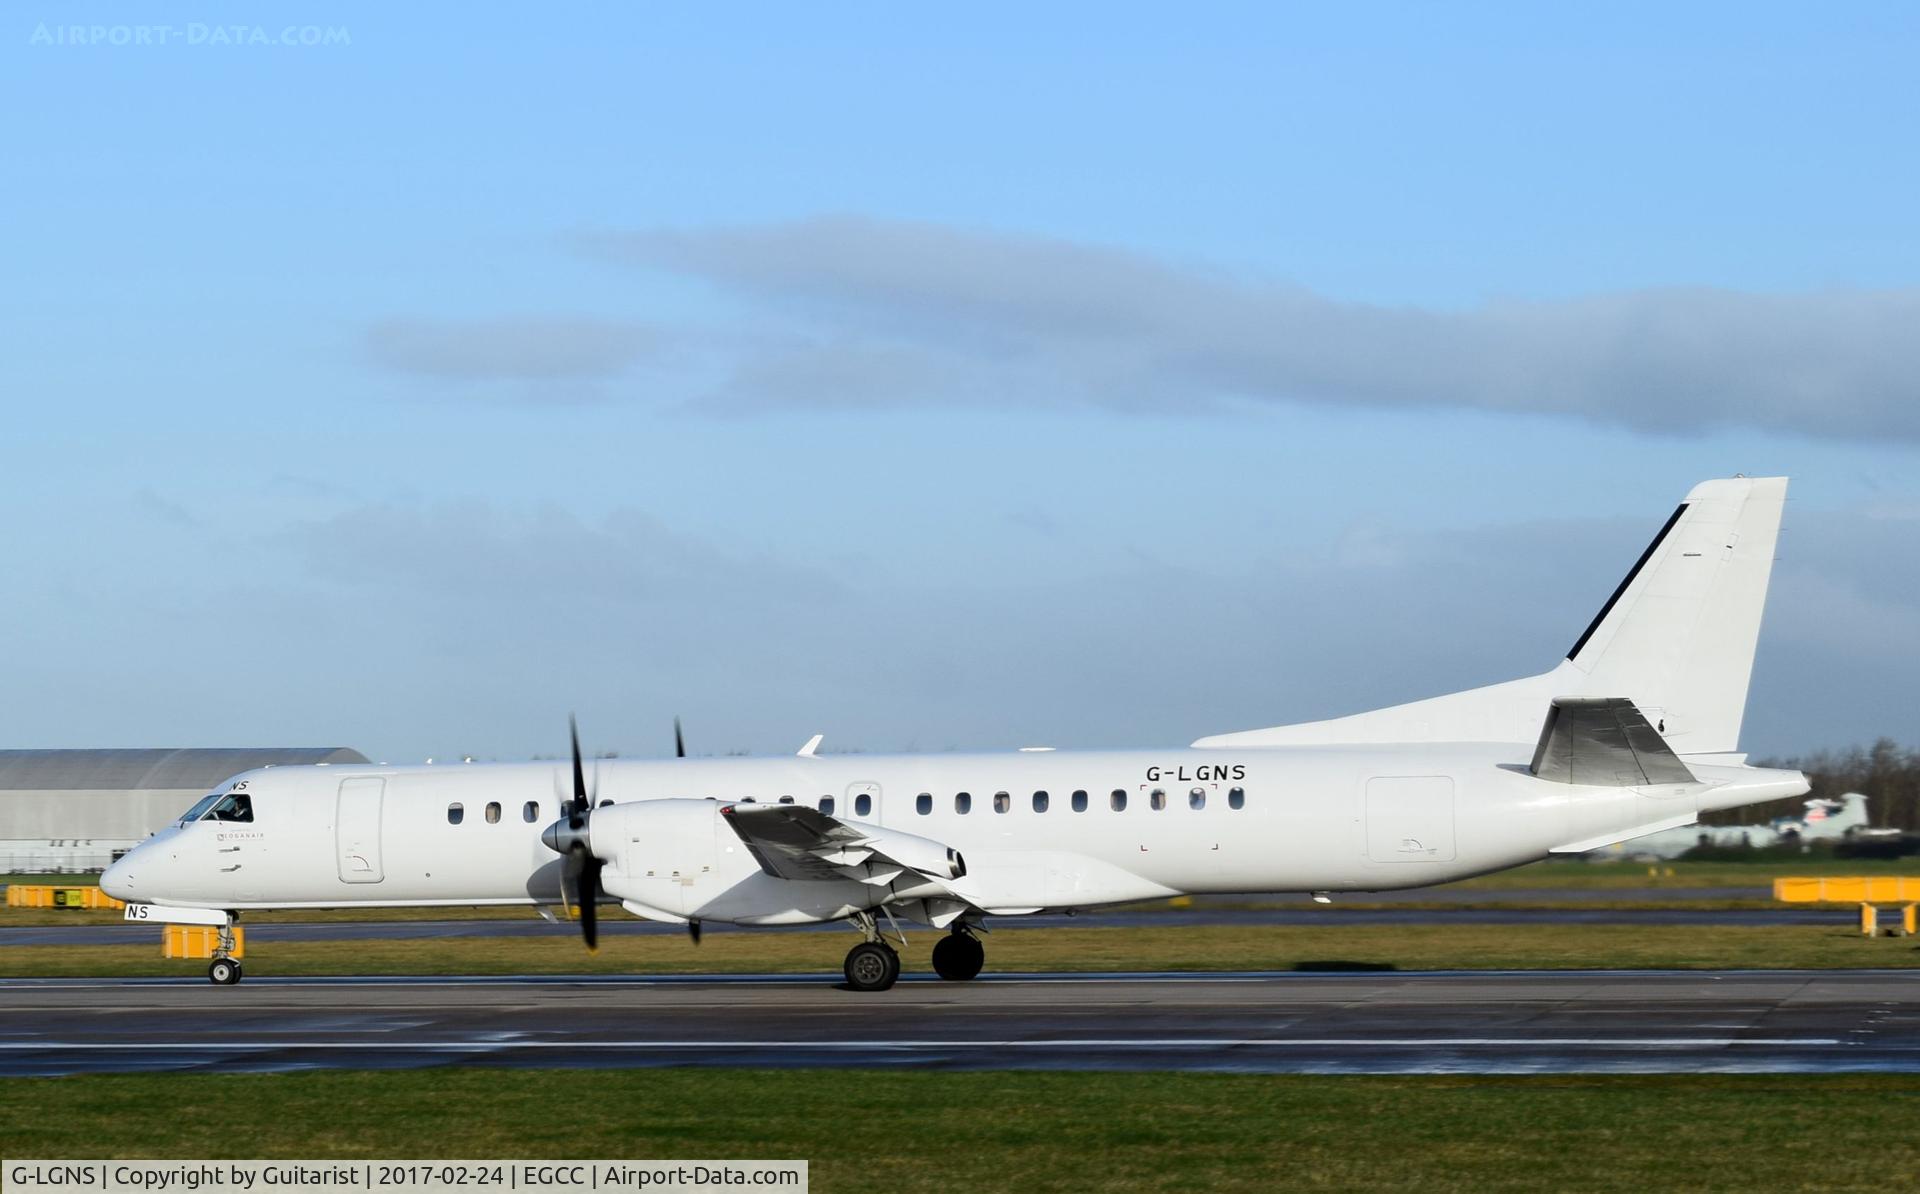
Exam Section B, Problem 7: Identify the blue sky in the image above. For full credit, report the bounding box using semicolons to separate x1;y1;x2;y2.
3;3;1917;762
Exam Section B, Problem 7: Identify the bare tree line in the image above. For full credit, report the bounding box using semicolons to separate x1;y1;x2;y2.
1708;739;1920;832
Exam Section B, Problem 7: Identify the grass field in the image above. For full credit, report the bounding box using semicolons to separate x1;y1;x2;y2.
4;922;1917;978
3;1069;1917;1191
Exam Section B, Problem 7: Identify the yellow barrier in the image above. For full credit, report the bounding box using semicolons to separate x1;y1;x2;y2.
162;925;245;959
3;884;125;910
1775;877;1920;903
1776;876;1920;937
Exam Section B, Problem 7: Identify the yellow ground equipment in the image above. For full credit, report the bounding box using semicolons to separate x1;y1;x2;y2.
4;884;125;910
1774;876;1920;936
162;924;245;959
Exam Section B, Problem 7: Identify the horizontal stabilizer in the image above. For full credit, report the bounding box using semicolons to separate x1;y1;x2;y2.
1530;697;1696;787
1548;812;1699;854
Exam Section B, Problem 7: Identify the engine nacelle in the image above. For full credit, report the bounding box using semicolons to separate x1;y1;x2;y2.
585;799;729;918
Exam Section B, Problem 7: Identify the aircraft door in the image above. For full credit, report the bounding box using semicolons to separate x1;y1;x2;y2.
336;777;386;883
846;782;882;822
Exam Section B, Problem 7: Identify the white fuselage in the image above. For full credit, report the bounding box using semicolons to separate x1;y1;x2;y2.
103;743;1805;923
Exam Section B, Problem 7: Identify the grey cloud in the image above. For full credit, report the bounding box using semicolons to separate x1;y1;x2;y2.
581;216;1920;437
367;316;660;382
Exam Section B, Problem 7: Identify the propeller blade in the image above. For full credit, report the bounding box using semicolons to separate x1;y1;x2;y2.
579;851;601;952
563;842;600;952
674;716;686;760
569;715;588;819
561;842;582;914
687;919;702;946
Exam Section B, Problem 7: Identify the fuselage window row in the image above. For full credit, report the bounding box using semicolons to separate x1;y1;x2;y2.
458;786;1248;824
908;786;1247;814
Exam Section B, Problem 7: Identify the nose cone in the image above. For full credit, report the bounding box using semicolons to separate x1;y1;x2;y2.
542;813;592;856
101;855;135;900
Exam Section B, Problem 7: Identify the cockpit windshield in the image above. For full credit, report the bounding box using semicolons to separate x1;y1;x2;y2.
205;792;254;823
178;791;254;824
177;793;223;824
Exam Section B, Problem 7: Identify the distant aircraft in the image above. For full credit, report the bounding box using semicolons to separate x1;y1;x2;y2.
105;477;1808;990
1592;792;1870;859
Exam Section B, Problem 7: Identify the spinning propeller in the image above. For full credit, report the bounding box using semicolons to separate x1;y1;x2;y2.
538;716;602;951
540;714;704;952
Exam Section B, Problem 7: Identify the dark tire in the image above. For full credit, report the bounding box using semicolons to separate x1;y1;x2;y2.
208;958;242;986
844;941;900;991
931;932;985;981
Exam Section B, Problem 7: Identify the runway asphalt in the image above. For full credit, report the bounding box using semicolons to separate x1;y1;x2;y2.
3;969;1915;1077
0;906;1855;947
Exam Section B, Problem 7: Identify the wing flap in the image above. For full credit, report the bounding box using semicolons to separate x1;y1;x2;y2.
721;803;961;891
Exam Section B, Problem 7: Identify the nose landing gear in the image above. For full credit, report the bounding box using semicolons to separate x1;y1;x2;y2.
206;923;243;985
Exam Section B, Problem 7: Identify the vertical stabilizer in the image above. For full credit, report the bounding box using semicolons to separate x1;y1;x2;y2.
1561;477;1785;754
1193;477;1788;752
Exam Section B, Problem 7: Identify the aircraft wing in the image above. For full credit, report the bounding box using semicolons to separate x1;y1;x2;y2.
719;802;963;890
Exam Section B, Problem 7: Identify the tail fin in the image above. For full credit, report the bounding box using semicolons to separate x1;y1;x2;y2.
1193;476;1788;752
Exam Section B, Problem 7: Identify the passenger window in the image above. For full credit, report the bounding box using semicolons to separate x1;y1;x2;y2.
447;803;464;826
955;791;972;814
1150;788;1166;811
915;793;932;815
820;796;835;816
599;798;613;808
1229;786;1246;810
1189;787;1206;810
1032;790;1049;813
1110;789;1127;812
854;793;872;817
993;791;1010;814
1071;789;1088;812
485;801;502;824
523;801;539;823
779;795;795;804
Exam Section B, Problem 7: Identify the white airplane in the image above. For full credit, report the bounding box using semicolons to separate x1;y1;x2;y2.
102;476;1808;991
1593;792;1870;859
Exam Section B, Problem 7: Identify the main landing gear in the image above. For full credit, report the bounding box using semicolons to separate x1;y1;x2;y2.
843;940;900;991
931;926;985;982
843;910;902;992
842;912;987;991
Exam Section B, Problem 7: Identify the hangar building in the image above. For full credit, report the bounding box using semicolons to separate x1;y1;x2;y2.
0;747;368;872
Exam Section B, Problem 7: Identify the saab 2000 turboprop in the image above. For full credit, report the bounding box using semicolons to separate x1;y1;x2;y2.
103;476;1808;991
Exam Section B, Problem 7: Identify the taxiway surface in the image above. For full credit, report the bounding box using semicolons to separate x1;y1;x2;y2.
0;907;1853;948
3;970;1915;1077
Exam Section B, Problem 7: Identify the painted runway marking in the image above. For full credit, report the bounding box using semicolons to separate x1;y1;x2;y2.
3;967;1913;990
0;1037;1845;1050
